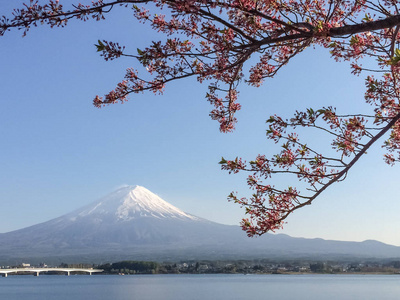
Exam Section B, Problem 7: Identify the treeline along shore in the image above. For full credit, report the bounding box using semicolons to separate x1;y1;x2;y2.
2;260;400;276
97;259;400;275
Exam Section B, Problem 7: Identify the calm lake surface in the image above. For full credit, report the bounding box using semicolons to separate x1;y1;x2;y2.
0;274;399;299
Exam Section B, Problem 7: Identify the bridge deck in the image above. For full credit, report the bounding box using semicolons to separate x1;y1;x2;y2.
0;267;103;277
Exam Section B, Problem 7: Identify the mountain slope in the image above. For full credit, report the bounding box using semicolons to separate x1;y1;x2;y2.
0;185;399;263
0;186;229;249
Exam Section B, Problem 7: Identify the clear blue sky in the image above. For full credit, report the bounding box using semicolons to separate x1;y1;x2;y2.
1;1;400;246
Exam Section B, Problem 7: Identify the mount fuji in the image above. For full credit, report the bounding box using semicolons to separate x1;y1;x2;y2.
0;185;399;263
0;186;239;262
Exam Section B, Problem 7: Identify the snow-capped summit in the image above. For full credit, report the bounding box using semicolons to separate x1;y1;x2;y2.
74;185;199;222
0;185;222;255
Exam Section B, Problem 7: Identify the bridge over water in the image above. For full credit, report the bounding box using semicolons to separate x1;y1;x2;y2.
0;267;103;277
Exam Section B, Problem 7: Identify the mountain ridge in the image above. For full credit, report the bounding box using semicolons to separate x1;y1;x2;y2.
0;185;399;264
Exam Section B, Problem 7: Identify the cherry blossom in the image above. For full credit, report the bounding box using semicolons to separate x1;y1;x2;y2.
3;0;400;235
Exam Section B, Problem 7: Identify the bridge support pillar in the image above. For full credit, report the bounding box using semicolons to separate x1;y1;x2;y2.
2;273;7;278
66;271;70;276
34;272;39;276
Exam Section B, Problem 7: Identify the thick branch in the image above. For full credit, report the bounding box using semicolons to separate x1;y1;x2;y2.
246;15;400;49
330;15;400;36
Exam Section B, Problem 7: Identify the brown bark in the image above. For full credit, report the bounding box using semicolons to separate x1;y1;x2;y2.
329;15;400;36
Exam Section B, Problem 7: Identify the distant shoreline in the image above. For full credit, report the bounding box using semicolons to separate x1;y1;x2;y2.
3;259;400;276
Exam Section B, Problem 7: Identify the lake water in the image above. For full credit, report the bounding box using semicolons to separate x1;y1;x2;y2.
0;274;399;299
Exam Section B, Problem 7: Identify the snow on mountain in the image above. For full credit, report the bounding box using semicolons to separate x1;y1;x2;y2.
0;185;227;257
70;185;200;222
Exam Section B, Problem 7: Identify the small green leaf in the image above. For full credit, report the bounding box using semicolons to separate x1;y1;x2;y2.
389;49;400;65
95;40;105;52
362;14;371;22
219;157;227;164
266;116;275;123
328;42;337;48
350;35;359;46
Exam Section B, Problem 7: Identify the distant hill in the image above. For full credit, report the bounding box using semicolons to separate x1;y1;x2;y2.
0;185;399;264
